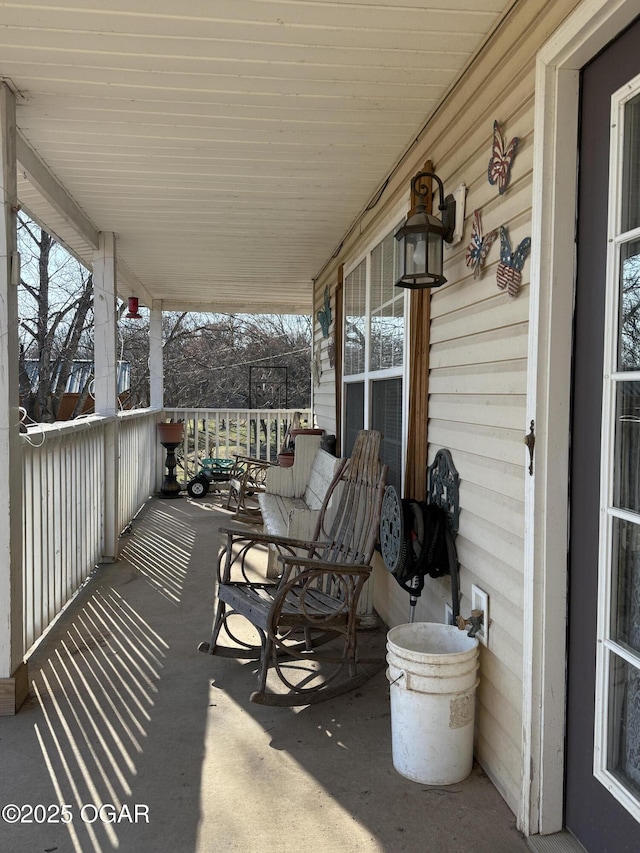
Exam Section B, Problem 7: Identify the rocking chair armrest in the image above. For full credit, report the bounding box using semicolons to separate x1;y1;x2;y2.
276;554;372;579
232;453;267;463
216;528;339;585
232;455;274;471
218;525;324;551
228;456;274;486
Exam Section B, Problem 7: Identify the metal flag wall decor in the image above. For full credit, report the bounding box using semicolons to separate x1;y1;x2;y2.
316;286;332;338
496;225;531;298
465;209;498;279
313;347;323;386
487;120;519;195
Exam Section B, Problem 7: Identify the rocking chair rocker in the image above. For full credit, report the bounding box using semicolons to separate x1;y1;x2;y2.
198;429;388;706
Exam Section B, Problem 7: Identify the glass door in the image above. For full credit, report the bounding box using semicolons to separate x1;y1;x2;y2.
596;77;640;820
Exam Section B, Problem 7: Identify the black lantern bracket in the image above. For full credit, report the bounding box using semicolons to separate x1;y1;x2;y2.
416;171;456;233
415;171;455;236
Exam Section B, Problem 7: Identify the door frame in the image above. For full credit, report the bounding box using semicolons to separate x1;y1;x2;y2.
523;0;640;837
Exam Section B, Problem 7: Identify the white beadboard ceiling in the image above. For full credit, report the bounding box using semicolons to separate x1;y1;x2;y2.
2;0;512;314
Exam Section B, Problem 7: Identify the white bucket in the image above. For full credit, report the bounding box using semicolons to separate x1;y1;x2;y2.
386;622;479;785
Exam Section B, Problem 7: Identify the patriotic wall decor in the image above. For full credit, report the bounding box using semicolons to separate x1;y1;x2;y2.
487;120;519;195
465;209;498;279
496;226;531;298
462;120;530;293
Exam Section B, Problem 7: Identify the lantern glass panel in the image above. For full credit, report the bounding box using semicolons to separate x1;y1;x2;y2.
410;234;427;277
428;230;443;278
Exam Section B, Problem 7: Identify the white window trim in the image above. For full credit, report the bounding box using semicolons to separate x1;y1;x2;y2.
342;195;411;491
524;0;640;838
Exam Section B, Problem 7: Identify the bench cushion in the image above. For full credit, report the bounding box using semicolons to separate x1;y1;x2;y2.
258;445;343;576
264;435;323;498
259;494;308;538
303;449;342;510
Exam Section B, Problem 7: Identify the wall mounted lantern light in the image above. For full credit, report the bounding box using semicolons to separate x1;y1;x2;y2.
124;296;143;319
394;170;456;289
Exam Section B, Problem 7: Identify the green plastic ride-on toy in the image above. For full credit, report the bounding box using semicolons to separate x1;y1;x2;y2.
186;458;236;498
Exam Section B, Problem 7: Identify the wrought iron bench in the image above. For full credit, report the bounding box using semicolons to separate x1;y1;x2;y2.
198;430;388;706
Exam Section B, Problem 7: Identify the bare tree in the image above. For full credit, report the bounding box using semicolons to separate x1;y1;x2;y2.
17;214;312;420
158;313;311;409
18;216;94;422
620;247;640;370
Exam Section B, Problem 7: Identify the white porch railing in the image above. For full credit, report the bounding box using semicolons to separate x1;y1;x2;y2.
164;408;313;482
117;409;159;536
21;409;160;652
20;407;313;652
22;416;108;652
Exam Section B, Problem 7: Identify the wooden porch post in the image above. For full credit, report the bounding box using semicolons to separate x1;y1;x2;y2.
0;83;28;714
404;160;434;502
93;231;119;561
333;264;344;456
149;301;164;410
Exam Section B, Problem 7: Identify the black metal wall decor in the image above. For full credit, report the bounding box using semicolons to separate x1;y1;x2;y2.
427;448;460;534
248;365;288;409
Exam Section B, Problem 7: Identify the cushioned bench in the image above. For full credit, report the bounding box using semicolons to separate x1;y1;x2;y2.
258;435;344;576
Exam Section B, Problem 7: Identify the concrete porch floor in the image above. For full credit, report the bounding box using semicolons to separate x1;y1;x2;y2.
0;495;529;853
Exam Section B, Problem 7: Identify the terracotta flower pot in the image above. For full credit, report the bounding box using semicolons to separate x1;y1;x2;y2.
277;451;295;468
290;428;324;443
157;421;184;444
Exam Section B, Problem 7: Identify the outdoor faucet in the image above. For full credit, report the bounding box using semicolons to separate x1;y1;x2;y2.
456;609;484;638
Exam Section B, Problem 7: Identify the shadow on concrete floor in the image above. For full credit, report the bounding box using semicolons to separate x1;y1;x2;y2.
0;496;528;853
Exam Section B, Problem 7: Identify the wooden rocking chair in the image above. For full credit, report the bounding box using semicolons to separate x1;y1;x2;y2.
198;430;388;706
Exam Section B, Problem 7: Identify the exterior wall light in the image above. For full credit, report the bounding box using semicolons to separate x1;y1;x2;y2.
394;170;456;289
124;296;143;319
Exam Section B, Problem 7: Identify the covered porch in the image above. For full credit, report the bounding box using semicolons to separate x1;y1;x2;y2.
7;1;640;849
0;492;527;853
0;0;519;717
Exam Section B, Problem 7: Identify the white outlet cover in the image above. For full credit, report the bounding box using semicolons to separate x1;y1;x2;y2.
444;183;467;246
471;584;489;646
444;602;454;625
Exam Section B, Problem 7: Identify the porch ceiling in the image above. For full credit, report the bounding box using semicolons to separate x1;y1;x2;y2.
3;0;512;314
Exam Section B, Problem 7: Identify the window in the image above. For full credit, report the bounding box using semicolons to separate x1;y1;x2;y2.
371;378;403;491
343;228;406;490
344;381;365;460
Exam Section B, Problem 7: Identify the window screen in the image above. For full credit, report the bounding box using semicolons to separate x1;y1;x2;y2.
344;260;366;376
370;232;404;371
344;382;365;457
371;378;403;491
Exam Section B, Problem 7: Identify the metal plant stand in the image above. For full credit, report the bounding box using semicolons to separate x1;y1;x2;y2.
157;422;184;498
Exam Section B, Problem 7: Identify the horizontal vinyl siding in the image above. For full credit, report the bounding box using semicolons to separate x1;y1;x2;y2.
420;90;535;816
312;284;338;437
378;9;557;815
312;0;583;819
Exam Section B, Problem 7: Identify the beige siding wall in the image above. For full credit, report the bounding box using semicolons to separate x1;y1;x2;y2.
312;288;338;437
312;0;581;817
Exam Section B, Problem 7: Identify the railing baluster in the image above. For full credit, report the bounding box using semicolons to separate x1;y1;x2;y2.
21;407;311;651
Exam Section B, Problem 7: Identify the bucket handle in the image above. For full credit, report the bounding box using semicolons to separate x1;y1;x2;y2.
387;669;406;688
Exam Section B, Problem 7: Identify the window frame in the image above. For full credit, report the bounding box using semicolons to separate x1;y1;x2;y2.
341;200;411;492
